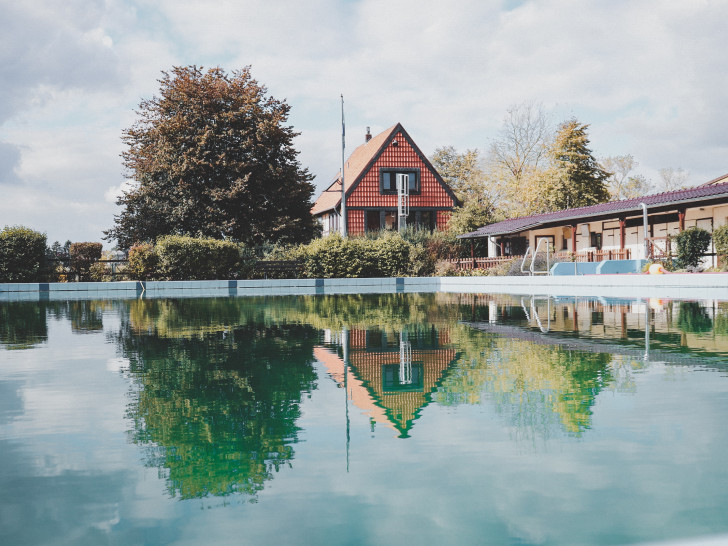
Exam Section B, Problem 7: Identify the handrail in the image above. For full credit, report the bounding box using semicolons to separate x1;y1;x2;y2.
530;297;551;333
520;247;533;275
530;238;551;275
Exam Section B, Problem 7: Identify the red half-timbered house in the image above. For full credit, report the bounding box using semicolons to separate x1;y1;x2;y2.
311;123;458;236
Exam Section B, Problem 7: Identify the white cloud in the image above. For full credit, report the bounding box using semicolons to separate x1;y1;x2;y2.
1;0;727;243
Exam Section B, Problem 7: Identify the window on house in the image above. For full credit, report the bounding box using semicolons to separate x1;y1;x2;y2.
382;363;424;392
380;169;420;194
366;210;436;232
590;232;602;250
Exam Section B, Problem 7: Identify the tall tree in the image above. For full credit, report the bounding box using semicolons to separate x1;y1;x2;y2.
489;101;551;181
600;154;652;200
486;102;554;217
658;167;691;192
105;66;318;249
544;119;610;210
430;146;495;231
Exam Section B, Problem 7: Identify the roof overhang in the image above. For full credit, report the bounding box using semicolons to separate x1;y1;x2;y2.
458;190;728;239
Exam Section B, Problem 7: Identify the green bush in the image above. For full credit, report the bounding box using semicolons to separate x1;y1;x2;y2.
0;226;48;282
299;234;365;278
70;242;103;281
127;243;160;280
713;224;728;266
155;235;241;280
298;232;412;278
673;227;711;270
369;232;411;277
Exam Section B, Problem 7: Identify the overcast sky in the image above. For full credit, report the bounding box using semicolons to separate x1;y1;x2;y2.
2;0;727;245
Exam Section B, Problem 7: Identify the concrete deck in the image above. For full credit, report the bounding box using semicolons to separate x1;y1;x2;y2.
1;273;726;301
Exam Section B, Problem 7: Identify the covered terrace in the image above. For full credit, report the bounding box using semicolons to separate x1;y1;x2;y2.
453;173;728;271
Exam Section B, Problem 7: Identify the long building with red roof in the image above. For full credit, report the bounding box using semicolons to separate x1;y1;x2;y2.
458;173;728;266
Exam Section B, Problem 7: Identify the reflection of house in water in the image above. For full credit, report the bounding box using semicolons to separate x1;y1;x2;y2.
456;293;728;365
314;327;458;437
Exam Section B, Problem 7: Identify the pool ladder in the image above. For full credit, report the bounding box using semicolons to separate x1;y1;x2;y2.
520;238;551;276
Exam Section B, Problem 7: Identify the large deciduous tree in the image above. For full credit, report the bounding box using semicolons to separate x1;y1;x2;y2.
486;101;554;217
658;167;691;192
105;66;318;249
430;146;495;232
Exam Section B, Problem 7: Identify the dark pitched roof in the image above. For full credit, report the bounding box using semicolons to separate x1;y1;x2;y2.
311;123;457;215
459;174;728;238
311;124;398;215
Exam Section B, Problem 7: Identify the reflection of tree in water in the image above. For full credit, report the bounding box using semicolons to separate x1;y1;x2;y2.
46;300;108;333
677;301;713;334
0;300;112;350
434;325;613;438
0;302;48;349
113;299;317;500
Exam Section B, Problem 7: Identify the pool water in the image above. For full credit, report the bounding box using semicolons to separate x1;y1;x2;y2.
1;293;727;545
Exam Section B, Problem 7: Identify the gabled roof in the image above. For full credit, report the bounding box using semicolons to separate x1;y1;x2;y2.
460;174;728;238
310;123;457;215
311;124;398;215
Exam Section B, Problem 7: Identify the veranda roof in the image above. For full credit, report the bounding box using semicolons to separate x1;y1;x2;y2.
459;174;728;239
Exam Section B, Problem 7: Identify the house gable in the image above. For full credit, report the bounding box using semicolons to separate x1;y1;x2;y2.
311;123;458;234
345;123;458;208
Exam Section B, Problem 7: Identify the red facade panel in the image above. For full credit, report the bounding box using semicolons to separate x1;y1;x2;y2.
346;130;455;210
436;210;452;230
347;209;365;236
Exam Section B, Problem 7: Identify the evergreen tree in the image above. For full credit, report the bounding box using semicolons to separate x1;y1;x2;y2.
105;66;318;249
545;119;610;210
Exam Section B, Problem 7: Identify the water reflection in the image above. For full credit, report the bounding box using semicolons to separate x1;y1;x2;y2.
113;299;318;500
3;293;728;505
317;325;458;438
0;302;48;349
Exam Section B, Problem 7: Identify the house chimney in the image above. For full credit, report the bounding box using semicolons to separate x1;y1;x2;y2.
365;127;371;142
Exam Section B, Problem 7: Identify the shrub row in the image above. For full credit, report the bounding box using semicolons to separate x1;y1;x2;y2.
293;232;412;278
126;235;248;280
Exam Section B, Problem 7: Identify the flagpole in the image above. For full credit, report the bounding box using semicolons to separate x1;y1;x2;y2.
340;94;347;237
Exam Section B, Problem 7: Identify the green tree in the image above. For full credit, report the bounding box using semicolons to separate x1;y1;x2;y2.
674;227;711;269
544;119;610;210
486;102;554;217
105;65;318;249
431;146;494;232
0;226;47;282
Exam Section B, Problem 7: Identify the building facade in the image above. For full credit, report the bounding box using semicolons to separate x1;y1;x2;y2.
311;123;457;236
459;174;728;267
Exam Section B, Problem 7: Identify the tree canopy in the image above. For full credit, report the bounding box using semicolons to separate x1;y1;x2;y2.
430;146;495;232
542;119;610;210
105;66;319;249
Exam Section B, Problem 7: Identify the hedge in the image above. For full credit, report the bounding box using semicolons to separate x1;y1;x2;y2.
155;235;242;280
127;243;159;280
713;224;728;266
0;226;47;282
297;232;412;278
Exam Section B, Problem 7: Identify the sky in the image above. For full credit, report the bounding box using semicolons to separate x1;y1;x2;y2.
1;0;728;246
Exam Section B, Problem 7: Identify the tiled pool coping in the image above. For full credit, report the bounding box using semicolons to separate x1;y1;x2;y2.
1;274;727;301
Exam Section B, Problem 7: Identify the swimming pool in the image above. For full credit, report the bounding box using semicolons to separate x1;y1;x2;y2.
1;293;727;545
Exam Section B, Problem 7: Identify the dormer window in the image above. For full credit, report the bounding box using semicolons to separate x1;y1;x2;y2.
380;168;420;194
